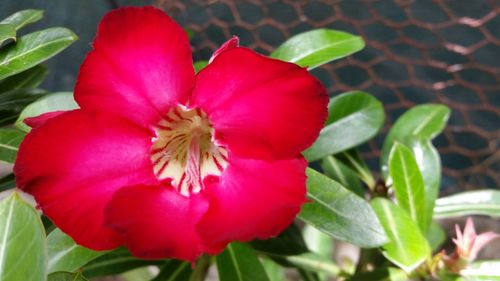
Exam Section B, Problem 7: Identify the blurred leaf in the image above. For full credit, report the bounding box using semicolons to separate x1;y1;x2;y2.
304;91;384;162
285;253;339;278
251;223;308;256
426;221;446;251
122;268;155;281
16;92;78;132
261;259;285;281
321;155;364;197
0;27;78;80
0;191;46;281
298;268;321;281
47;272;88;281
151;260;192;281
434;190;500;219
0;24;16;46
216;242;270;281
0;65;48;93
303;224;333;260
459;260;500;281
347;267;407;281
299;169;387;248
47;228;106;274
389;143;426;231
193;60;208;73
82;248;162;278
381;104;450;230
335;149;376;188
0;88;46;126
0;128;26;163
0;9;43;31
371;198;431;273
0;174;15;192
271;29;364;70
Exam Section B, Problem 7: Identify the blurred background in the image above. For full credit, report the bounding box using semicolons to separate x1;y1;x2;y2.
2;0;498;197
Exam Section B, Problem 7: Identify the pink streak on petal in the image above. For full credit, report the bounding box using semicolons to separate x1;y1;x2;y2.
209;36;239;63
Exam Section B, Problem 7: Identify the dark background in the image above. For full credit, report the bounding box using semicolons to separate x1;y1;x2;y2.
2;0;499;195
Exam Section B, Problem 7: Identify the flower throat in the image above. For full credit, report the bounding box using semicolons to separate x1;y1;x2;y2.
151;106;228;196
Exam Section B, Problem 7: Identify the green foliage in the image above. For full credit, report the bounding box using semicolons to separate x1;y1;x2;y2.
0;24;16;46
0;128;26;163
1;9;44;31
304;91;385;162
434;190;500;219
299;169;387;248
47;272;88;281
0;65;47;93
271;29;364;69
0;192;46;281
216;243;270;281
150;260;192;281
371;198;431;273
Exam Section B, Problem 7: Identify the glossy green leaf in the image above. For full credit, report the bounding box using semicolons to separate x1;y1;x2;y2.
321;155;364;197
303;224;333;260
389;143;426;231
459;260;500;281
1;9;44;31
299;168;387;248
0;128;26;163
47;228;106;274
285;253;339;278
304;91;384;162
0;88;46;126
434;190;500;219
381;104;450;230
271;29;364;70
0;24;16;46
0;27;78;80
251;223;308;256
151;260;192;281
193;60;208;73
371;198;431;272
82;248;162;278
426;221;446;251
334;149;376;189
0;65;48;93
261;259;285;281
16;92;78;132
216;242;270;281
0;191;46;281
48;272;88;281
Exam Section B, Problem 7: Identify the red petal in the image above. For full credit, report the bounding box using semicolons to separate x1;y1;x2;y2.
14;110;157;250
209;36;239;63
75;7;194;127
197;155;307;251
24;111;66;129
105;184;208;261
191;48;328;160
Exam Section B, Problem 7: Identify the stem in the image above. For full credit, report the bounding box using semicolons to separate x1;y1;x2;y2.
189;255;212;281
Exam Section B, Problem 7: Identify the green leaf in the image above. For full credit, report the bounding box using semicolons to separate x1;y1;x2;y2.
389;143;426;231
0;191;46;281
193;60;208;73
0;27;78;80
434;190;500;219
261;259;285;281
151;260;192;281
0;24;16;46
0;174;15;192
381;104;450;230
299;168;387;248
321;155;364;197
426;221;446;251
1;9;44;31
0;88;47;126
82;248;162;278
47;228;106;274
0;128;26;163
271;29;365;70
285;253;339;278
334;149;376;189
303;224;333;260
16;92;78;132
216;242;270;281
371;198;431;272
48;272;88;281
251;223;308;256
304;91;384;162
459;260;500;281
0;65;48;93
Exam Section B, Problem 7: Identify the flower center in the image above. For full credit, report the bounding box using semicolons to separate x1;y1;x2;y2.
151;106;228;196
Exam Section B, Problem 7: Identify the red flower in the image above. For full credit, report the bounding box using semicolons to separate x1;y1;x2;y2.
14;7;327;261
